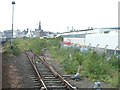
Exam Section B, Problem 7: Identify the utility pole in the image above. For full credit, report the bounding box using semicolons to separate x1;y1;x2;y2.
11;1;15;54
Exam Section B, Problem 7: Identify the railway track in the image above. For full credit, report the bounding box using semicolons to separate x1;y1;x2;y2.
25;51;77;90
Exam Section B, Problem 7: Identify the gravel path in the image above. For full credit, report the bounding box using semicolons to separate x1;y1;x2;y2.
2;53;35;88
2;54;22;88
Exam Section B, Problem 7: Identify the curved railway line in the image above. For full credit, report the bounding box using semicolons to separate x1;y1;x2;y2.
25;51;77;90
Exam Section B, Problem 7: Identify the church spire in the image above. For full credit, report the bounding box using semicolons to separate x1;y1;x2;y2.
39;21;41;30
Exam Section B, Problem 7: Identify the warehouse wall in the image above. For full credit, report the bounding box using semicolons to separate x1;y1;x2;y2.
85;32;118;50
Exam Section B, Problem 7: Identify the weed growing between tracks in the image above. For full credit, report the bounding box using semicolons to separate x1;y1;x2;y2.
4;37;119;87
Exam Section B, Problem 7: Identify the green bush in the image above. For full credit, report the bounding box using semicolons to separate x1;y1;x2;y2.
74;52;84;65
27;38;47;54
62;57;79;74
12;41;21;56
4;39;21;56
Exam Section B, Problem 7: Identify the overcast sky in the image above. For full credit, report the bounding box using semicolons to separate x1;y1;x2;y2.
0;0;119;32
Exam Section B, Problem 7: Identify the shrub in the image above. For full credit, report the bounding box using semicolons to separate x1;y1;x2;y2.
4;39;21;56
62;57;79;74
12;40;21;56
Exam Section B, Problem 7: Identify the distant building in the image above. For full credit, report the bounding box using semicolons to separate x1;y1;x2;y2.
0;31;2;37
0;31;2;42
14;29;22;38
22;29;28;35
44;31;56;38
0;31;6;43
4;30;12;39
35;21;45;37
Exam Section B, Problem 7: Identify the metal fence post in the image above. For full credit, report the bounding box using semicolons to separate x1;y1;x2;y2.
114;46;119;55
104;45;108;55
95;44;99;52
88;43;91;50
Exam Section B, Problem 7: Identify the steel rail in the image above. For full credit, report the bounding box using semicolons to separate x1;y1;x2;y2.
25;51;47;90
35;53;77;90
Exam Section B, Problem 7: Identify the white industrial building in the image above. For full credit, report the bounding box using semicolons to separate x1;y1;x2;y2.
61;28;119;51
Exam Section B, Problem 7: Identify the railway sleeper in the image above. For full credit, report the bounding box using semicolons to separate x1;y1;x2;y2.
36;66;49;68
34;89;40;90
38;69;51;72
30;76;36;79
43;78;60;81
45;82;64;86
40;72;53;75
40;74;54;76
34;85;41;88
32;78;38;81
44;81;62;83
36;63;46;66
34;82;41;86
44;76;56;79
33;80;39;83
42;74;54;77
36;65;48;68
47;85;67;89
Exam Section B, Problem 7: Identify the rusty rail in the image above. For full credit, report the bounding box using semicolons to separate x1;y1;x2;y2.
35;53;77;90
25;51;47;90
25;51;77;90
